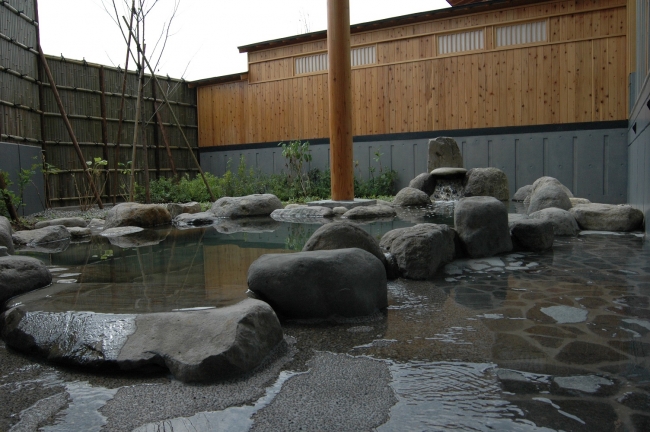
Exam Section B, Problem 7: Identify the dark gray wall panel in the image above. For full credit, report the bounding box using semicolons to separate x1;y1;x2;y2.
200;125;628;203
543;135;574;191
488;138;516;194
515;136;544;189
0;142;45;216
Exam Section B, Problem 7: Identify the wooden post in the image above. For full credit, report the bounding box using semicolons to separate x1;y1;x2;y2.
151;82;161;179
37;46;104;209
327;0;354;201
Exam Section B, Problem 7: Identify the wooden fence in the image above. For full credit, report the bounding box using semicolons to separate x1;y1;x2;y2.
0;0;198;207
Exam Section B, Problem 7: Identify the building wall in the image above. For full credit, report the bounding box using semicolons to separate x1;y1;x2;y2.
198;0;628;148
200;122;628;203
627;0;650;237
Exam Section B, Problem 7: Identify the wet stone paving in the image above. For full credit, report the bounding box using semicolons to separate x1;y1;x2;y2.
1;226;650;431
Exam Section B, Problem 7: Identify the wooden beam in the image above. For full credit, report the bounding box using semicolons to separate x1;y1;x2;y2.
327;0;354;201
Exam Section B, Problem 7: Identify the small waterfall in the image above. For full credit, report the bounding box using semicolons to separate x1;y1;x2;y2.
431;178;465;201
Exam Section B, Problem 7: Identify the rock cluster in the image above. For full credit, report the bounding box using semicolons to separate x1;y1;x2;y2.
211;194;282;218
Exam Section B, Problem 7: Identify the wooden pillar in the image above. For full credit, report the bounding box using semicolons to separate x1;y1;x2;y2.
327;0;354;201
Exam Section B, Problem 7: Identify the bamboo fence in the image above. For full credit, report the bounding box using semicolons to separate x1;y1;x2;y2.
0;0;199;207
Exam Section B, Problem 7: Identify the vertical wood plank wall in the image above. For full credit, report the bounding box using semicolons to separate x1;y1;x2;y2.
197;0;628;148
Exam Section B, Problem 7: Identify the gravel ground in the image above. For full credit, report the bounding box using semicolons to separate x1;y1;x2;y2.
20;207;110;227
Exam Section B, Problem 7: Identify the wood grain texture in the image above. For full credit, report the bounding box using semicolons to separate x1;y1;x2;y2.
198;0;628;147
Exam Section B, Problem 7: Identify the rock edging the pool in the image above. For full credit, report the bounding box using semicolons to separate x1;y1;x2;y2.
1;298;283;383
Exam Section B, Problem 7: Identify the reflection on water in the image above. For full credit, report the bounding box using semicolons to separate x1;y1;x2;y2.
7;204;650;431
13;209;446;314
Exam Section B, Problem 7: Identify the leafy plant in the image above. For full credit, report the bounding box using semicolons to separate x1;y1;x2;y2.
72;157;108;210
279;140;312;197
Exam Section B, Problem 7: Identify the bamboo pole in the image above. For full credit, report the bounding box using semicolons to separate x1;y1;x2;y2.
99;66;111;200
129;63;144;201
327;0;354;201
113;1;135;204
122;16;215;201
37;45;104;209
141;73;151;203
151;81;161;178
154;101;177;177
33;0;49;208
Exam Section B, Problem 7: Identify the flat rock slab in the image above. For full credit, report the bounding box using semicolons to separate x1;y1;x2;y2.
34;217;87;229
248;248;387;319
307;199;376;209
1;299;283;383
380;223;455;280
0;256;52;304
173;211;218;227
271;206;333;221
0;216;14;254
211;194;282;218
215;217;280;234
342;205;396;220
430;167;467;177
393;187;431;207
12;225;70;246
570;204;644;232
101;226;145;237
454;196;512;258
105;203;171;229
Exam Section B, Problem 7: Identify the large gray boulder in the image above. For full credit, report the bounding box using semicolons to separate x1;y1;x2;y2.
409;173;437;196
531;176;574;198
247;248;387;319
0;256;52;304
104;202;172;229
569;204;644;232
509;218;554;252
12;225;70;246
342;205;396;220
211;194;282;218
463;167;510;201
0;216;14;254
427;137;463;171
303;222;387;267
529;208;580;236
1;299;283;383
527;184;572;214
379;224;455;280
34;217;87;229
513;185;532;202
393;187;431;207
454;196;512;258
166;202;202;218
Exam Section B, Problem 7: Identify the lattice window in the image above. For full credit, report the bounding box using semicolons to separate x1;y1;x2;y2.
496;21;547;47
351;45;376;67
295;53;328;75
438;29;484;55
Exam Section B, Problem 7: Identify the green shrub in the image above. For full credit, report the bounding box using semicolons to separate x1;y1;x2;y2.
137;145;397;204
